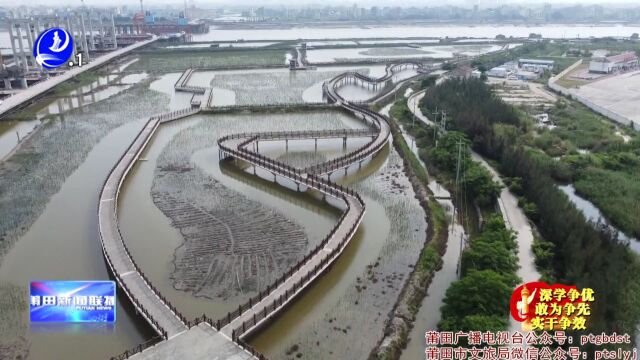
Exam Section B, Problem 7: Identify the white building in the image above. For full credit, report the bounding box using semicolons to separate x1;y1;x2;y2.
487;66;509;78
516;70;540;81
487;61;518;78
589;52;639;74
518;58;554;73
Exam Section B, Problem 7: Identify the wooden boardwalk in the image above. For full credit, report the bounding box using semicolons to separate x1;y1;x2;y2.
217;135;366;340
98;109;204;334
98;62;426;359
174;68;207;94
96;107;259;359
212;62;429;342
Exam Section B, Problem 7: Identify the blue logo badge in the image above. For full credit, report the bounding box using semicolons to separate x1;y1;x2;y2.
33;27;74;70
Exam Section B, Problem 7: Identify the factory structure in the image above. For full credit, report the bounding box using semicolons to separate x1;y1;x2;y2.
1;9;126;91
118;0;208;39
1;2;207;92
588;51;639;74
486;58;555;81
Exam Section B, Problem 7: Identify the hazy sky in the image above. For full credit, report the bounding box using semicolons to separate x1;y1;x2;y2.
3;0;640;7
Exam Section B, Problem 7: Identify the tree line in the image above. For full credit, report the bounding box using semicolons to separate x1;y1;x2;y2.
439;215;520;332
420;77;640;339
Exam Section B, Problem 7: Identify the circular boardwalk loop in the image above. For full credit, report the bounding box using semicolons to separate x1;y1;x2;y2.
216;62;426;343
98;62;427;360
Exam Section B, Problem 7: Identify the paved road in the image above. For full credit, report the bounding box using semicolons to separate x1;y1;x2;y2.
0;37;157;118
469;153;541;283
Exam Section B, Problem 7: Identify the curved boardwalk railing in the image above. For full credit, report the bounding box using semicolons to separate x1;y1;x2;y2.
212;62;425;342
216;139;366;340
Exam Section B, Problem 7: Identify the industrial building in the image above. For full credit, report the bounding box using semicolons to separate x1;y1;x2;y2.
117;11;208;37
518;58;555;73
486;59;552;80
589;51;639;74
1;1;207;93
486;61;518;78
1;10;121;91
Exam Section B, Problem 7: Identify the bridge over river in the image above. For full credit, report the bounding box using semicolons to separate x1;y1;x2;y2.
97;62;428;359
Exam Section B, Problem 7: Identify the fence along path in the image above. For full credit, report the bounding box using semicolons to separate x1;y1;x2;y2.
174;68;207;94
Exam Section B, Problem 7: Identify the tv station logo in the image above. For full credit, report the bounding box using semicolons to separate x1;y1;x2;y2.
510;281;594;332
33;27;82;70
30;281;116;323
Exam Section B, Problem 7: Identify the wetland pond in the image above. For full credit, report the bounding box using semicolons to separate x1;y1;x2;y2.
0;58;164;360
117;106;429;359
559;184;640;254
1;51;430;360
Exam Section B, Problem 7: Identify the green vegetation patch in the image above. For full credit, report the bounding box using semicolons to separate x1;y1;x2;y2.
573;167;640;238
128;49;287;73
359;47;432;56
550;100;622;151
439;216;519;332
391;98;502;208
420;77;640;340
472;41;580;75
521;97;640;237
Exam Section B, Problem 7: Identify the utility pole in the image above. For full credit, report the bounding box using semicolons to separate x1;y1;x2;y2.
454;138;463;278
412;98;417;127
441;110;448;134
432;106;439;144
184;0;188;19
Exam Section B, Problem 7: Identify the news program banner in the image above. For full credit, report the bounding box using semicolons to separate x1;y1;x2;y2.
30;280;116;323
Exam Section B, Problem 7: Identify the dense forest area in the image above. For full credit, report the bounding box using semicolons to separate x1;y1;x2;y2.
389;103;501;214
419;78;640;340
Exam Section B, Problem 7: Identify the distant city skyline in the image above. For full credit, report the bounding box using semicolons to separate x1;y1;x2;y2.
2;0;640;9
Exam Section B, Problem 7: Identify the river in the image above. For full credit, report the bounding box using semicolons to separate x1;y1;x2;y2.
559;184;640;254
190;24;640;42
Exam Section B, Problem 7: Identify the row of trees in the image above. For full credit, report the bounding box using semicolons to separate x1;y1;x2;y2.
439;216;519;332
420;78;640;338
427;131;502;207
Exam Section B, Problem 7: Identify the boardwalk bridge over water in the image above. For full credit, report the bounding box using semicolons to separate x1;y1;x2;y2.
97;62;428;359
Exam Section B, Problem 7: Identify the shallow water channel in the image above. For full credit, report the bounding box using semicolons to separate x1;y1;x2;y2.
379;103;467;360
559;184;640;254
0;61;169;360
